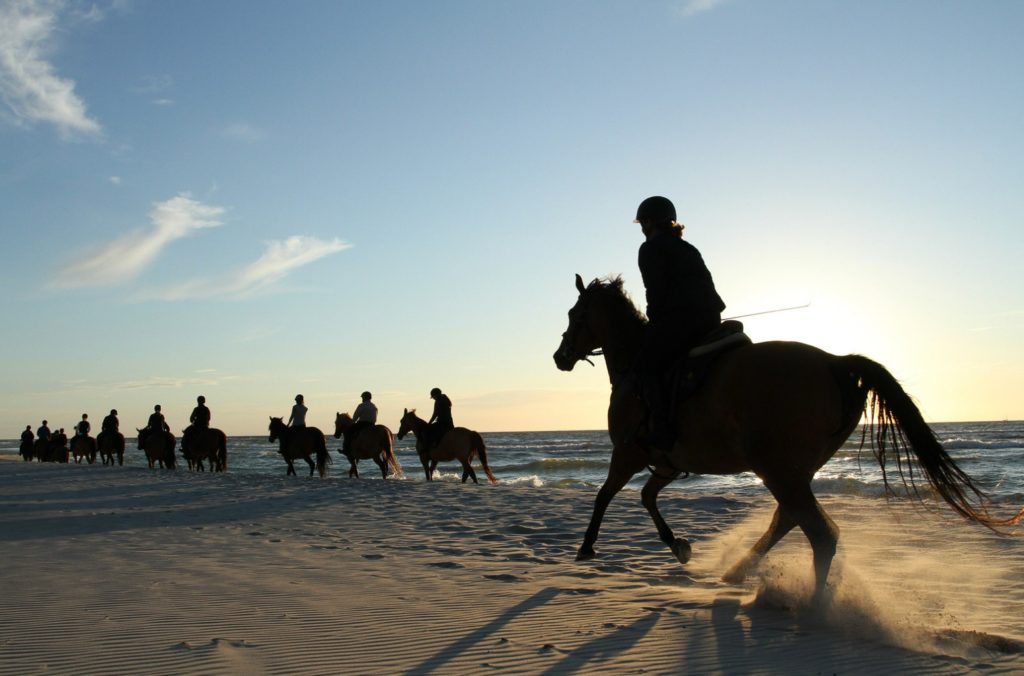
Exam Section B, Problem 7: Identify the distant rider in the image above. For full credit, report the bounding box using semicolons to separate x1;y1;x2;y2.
288;394;307;427
74;413;91;437
142;404;170;447
184;395;211;447
342;391;378;455
427;387;453;448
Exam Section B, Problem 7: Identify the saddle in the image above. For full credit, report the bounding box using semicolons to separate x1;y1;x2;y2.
670;320;751;405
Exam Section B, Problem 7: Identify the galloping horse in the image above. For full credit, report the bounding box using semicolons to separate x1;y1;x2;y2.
136;429;177;469
554;274;1023;597
97;431;125;466
70;435;97;464
397;409;496;484
268;417;330;477
333;413;402;479
181;427;228;472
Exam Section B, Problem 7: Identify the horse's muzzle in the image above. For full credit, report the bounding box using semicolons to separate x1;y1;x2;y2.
553;348;576;372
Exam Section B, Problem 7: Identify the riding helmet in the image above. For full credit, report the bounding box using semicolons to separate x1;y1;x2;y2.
634;196;676;224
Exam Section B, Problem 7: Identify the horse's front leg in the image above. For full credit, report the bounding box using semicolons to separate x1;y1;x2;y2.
640;469;691;565
577;444;644;561
428;459;438;480
349;459;358;478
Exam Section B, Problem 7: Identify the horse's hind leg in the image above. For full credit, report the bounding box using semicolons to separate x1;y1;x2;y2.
349;460;358;478
722;505;797;584
305;457;316;477
374;456;387;479
767;480;839;599
461;460;478;484
641;470;691;565
577;445;643;561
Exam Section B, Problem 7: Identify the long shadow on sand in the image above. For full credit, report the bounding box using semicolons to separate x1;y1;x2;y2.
406;587;562;675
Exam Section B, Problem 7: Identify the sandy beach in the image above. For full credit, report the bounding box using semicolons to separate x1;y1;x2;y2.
1;459;1022;675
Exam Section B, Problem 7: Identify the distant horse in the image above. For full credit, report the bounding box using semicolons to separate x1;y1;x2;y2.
70;435;97;464
333;412;402;479
19;436;34;461
97;431;125;466
136;429;177;469
35;432;68;463
397;409;496;484
554;274;1024;597
268;417;330;477
181;427;228;472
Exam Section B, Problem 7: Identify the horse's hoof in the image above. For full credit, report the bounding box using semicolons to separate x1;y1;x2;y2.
575;547;596;562
671;538;692;565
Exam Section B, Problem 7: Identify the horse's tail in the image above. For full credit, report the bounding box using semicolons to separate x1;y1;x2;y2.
382;427;402;477
840;354;1023;529
218;430;228;472
472;432;497;485
315;431;330;478
165;432;177;469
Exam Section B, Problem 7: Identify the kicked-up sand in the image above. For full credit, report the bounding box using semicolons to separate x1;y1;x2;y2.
0;459;1022;674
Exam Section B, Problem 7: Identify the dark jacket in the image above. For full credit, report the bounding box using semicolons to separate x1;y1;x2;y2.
190;405;210;428
638;229;724;336
101;415;119;433
430;395;453;429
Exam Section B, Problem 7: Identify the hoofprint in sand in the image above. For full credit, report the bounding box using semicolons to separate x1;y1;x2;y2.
0;461;1021;675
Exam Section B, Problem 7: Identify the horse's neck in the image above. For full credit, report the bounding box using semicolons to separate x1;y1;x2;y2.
601;321;644;387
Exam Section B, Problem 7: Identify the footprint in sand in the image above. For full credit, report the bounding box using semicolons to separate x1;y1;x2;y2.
362;553;384;560
428;561;464;569
484;573;523;582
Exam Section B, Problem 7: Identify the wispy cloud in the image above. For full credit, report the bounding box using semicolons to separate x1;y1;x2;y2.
676;0;729;18
133;73;174;106
0;0;102;137
223;121;267;144
54;193;225;288
141;235;351;301
108;175;121;185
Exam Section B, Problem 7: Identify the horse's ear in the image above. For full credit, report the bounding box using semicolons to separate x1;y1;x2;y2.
575;273;586;294
403;407;408;414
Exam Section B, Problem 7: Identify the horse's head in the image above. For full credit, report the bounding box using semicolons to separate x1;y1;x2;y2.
268;416;285;442
397;408;417;440
333;412;353;438
554;274;606;371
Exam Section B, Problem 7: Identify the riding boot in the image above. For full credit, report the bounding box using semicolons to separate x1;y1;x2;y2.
641;373;675;454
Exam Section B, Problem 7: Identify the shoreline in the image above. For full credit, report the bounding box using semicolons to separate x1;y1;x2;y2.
1;461;1022;674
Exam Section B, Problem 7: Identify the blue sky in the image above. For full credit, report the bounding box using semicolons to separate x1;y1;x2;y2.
1;0;1022;435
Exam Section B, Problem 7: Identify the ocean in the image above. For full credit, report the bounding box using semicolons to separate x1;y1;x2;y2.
3;420;1022;506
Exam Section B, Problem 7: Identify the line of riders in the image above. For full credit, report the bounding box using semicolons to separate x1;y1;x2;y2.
16;386;497;482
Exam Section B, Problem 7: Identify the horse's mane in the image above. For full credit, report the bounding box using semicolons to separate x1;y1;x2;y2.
587;275;647;325
337;412;354;422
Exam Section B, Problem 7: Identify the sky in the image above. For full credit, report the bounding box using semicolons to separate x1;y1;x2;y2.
1;0;1022;436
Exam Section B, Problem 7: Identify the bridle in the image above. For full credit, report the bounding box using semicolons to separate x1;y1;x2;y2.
558;298;604;367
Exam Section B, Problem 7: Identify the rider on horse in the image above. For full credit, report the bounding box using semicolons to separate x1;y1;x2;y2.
74;413;91;438
342;391;377;456
427;387;454;449
141;404;170;448
183;395;211;448
632;196;725;459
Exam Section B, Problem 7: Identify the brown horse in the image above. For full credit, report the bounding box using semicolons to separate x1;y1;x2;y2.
19;436;34;461
70;435;97;464
35;432;68;463
136;428;177;469
333;413;402;479
181;427;228;472
554;274;1023;597
268;417;330;477
97;431;125;466
397;409;496;484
